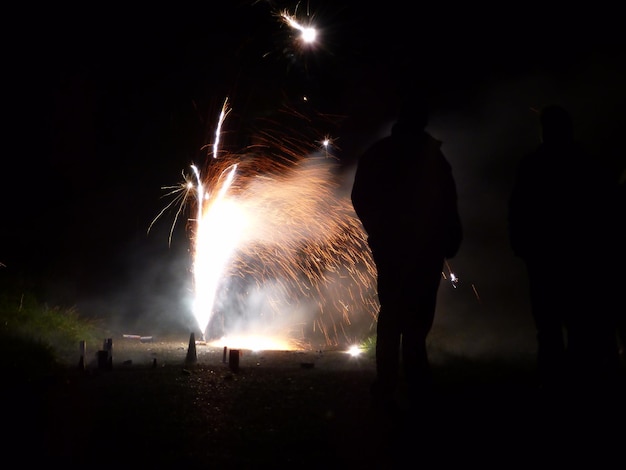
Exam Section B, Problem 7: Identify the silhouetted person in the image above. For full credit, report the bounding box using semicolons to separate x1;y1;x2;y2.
351;94;463;415
508;105;621;392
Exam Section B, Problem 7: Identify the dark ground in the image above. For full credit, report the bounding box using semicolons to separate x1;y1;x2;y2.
5;335;625;468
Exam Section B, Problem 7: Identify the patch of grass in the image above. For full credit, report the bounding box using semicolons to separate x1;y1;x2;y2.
360;334;376;359
0;290;110;381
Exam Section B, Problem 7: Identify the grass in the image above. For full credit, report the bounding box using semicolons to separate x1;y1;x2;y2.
0;289;111;382
360;333;376;358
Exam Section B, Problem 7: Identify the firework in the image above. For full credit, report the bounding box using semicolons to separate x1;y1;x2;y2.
158;106;378;351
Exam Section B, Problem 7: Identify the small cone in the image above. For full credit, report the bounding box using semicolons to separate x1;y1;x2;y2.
78;340;86;371
97;350;109;369
185;332;197;364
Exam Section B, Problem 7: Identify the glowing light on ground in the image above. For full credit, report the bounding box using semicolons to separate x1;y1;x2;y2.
346;344;363;357
209;334;303;352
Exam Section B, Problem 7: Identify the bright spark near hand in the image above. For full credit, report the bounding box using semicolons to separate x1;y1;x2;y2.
444;259;460;288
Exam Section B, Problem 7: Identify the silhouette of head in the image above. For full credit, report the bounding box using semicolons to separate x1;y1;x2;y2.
540;105;574;144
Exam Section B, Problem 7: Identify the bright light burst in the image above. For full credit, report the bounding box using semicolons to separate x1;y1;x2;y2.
346;344;363;357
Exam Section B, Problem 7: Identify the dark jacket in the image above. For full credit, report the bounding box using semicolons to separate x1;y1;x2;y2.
351;126;462;261
508;140;613;263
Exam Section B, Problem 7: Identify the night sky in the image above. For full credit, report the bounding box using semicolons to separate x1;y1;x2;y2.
2;2;624;343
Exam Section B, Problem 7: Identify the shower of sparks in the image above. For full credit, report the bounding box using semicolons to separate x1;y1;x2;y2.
157;106;379;351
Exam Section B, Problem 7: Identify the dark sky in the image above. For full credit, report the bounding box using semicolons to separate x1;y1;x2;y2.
2;2;624;340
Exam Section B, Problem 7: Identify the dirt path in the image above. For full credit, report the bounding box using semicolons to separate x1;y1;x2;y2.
7;335;625;468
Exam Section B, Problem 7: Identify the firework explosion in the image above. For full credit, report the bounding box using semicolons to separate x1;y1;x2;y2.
161;104;379;351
